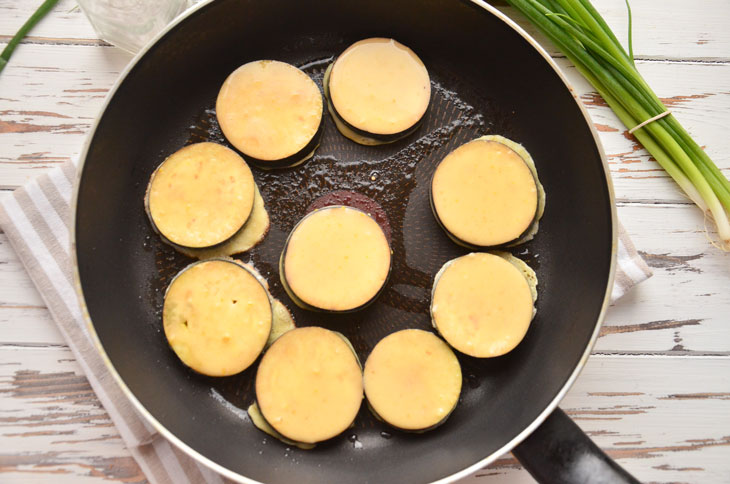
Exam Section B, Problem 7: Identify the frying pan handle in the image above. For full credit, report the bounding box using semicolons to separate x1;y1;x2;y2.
512;408;640;484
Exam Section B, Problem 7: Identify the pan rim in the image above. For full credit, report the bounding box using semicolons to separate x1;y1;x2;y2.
70;0;618;482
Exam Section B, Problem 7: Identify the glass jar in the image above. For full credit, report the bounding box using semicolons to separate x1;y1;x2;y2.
77;0;191;54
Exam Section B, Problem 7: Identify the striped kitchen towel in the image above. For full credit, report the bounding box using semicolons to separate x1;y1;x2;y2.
0;161;651;484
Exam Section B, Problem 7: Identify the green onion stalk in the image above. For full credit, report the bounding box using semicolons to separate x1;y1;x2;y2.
505;0;730;248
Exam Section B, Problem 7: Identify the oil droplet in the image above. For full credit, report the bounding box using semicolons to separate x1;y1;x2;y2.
348;434;363;449
380;431;392;439
467;374;480;389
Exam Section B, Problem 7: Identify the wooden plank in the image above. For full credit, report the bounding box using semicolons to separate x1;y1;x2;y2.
1;347;727;483
598;203;730;354
555;58;730;205
1;42;728;202
0;307;64;346
2;0;729;60
0;0;102;44
2;202;728;353
495;0;730;61
0;43;130;189
0;346;145;484
467;355;730;483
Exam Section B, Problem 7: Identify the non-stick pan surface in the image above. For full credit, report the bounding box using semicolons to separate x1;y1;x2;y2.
74;0;615;482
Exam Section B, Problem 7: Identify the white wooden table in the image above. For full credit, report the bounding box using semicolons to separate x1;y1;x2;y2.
1;1;729;482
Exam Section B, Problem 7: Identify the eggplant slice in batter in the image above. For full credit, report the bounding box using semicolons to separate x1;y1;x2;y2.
163;259;273;377
216;60;323;169
145;142;256;250
431;252;537;358
324;38;430;145
430;135;545;249
254;327;363;446
364;329;462;432
280;205;392;313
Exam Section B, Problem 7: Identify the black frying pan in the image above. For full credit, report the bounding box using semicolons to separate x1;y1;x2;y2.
73;0;638;482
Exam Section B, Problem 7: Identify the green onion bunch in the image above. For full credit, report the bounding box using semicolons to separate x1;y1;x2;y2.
506;0;730;247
